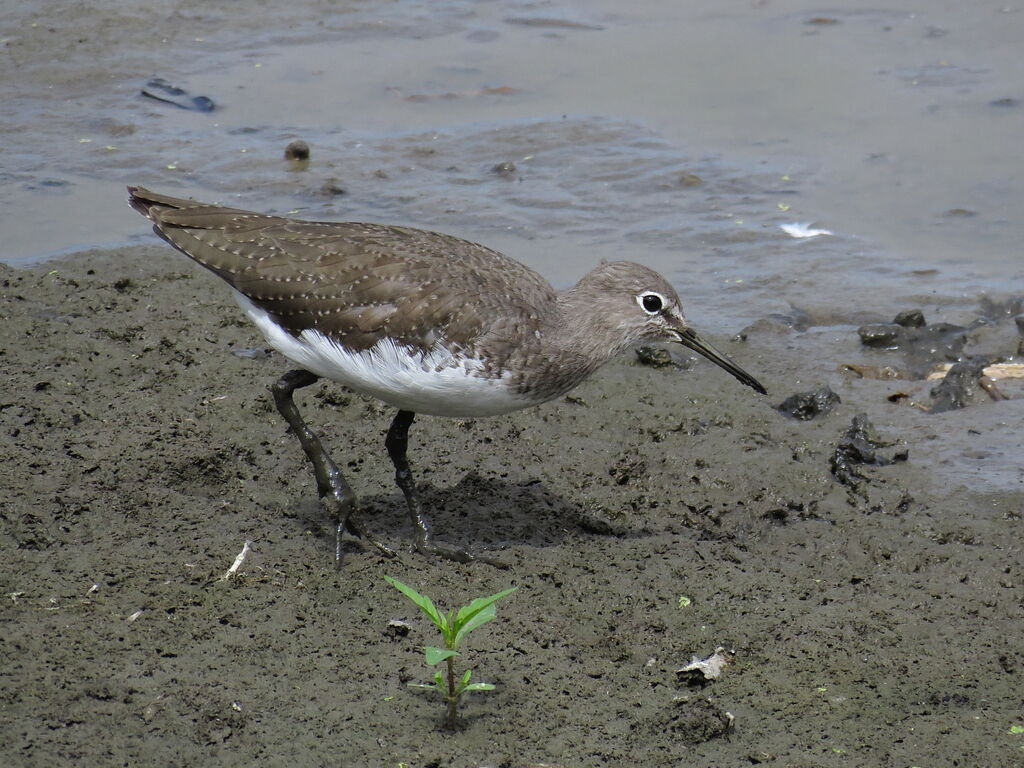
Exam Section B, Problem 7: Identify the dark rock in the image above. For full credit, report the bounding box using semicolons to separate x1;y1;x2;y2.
929;356;990;413
316;181;345;197
855;319;968;376
284;140;310;161
893;309;925;328
858;324;901;348
777;387;841;420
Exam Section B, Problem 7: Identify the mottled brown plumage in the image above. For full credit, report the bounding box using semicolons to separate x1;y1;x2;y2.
129;187;552;355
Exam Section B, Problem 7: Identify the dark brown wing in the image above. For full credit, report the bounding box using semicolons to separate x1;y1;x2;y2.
128;186;555;352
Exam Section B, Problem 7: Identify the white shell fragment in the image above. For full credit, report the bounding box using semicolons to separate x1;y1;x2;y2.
222;540;253;580
781;222;834;239
676;646;734;683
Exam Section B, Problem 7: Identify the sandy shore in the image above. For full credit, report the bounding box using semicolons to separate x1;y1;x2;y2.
2;247;1021;766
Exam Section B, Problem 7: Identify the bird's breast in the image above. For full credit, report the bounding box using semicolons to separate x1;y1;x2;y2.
234;292;538;417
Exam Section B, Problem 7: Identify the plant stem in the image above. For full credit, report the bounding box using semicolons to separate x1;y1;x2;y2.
445;655;457;730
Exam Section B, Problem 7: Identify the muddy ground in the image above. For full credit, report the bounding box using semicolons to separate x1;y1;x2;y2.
2;248;1021;767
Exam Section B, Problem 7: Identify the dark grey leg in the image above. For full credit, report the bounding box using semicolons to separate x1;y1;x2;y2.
271;369;394;563
385;409;507;568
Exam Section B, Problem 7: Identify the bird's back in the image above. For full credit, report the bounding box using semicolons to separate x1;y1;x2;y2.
128;187;556;355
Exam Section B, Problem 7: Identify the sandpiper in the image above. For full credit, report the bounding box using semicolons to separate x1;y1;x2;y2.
128;186;766;565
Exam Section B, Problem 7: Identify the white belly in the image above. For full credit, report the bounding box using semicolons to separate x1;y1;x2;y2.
234;293;534;417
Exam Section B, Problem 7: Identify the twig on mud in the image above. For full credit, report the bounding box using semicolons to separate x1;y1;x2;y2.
222;540;253;580
126;609;144;623
978;376;1007;401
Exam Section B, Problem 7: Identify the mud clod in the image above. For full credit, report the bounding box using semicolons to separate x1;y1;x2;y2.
830;414;908;490
491;160;516;176
652;696;734;745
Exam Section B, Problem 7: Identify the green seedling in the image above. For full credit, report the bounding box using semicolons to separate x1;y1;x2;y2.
384;576;516;730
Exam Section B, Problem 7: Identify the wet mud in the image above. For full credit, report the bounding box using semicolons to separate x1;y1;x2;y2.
2;250;1022;767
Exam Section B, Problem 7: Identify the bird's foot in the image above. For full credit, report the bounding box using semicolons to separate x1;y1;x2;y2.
321;496;397;566
412;528;510;569
343;512;399;561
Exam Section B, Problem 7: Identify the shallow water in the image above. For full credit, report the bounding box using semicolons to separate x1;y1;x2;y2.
2;0;1021;486
5;2;1022;282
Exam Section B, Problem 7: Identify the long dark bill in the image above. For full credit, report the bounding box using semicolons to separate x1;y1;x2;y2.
674;327;767;395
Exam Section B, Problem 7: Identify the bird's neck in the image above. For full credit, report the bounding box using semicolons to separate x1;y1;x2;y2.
503;288;632;401
551;283;637;361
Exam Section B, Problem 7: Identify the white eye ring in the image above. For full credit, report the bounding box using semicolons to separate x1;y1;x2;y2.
637;291;665;315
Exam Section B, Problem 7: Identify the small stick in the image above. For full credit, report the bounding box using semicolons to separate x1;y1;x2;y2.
222;540;253;580
978;376;1007;401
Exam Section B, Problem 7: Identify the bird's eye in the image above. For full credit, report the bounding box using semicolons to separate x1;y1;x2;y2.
639;292;664;314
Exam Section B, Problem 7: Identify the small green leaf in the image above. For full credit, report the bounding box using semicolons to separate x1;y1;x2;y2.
453;605;495;648
384;576;448;634
452;587;517;648
460;668;472;687
1009;724;1024;734
407;682;437;690
432;670;445;689
463;682;495;692
454;587;517;626
424;646;459;666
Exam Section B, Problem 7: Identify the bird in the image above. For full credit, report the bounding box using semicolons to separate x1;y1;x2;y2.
127;186;766;565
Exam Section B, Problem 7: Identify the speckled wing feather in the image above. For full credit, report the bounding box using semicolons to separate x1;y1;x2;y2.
128;187;555;355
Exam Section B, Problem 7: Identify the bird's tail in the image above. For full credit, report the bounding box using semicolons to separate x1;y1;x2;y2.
126;186;207;219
